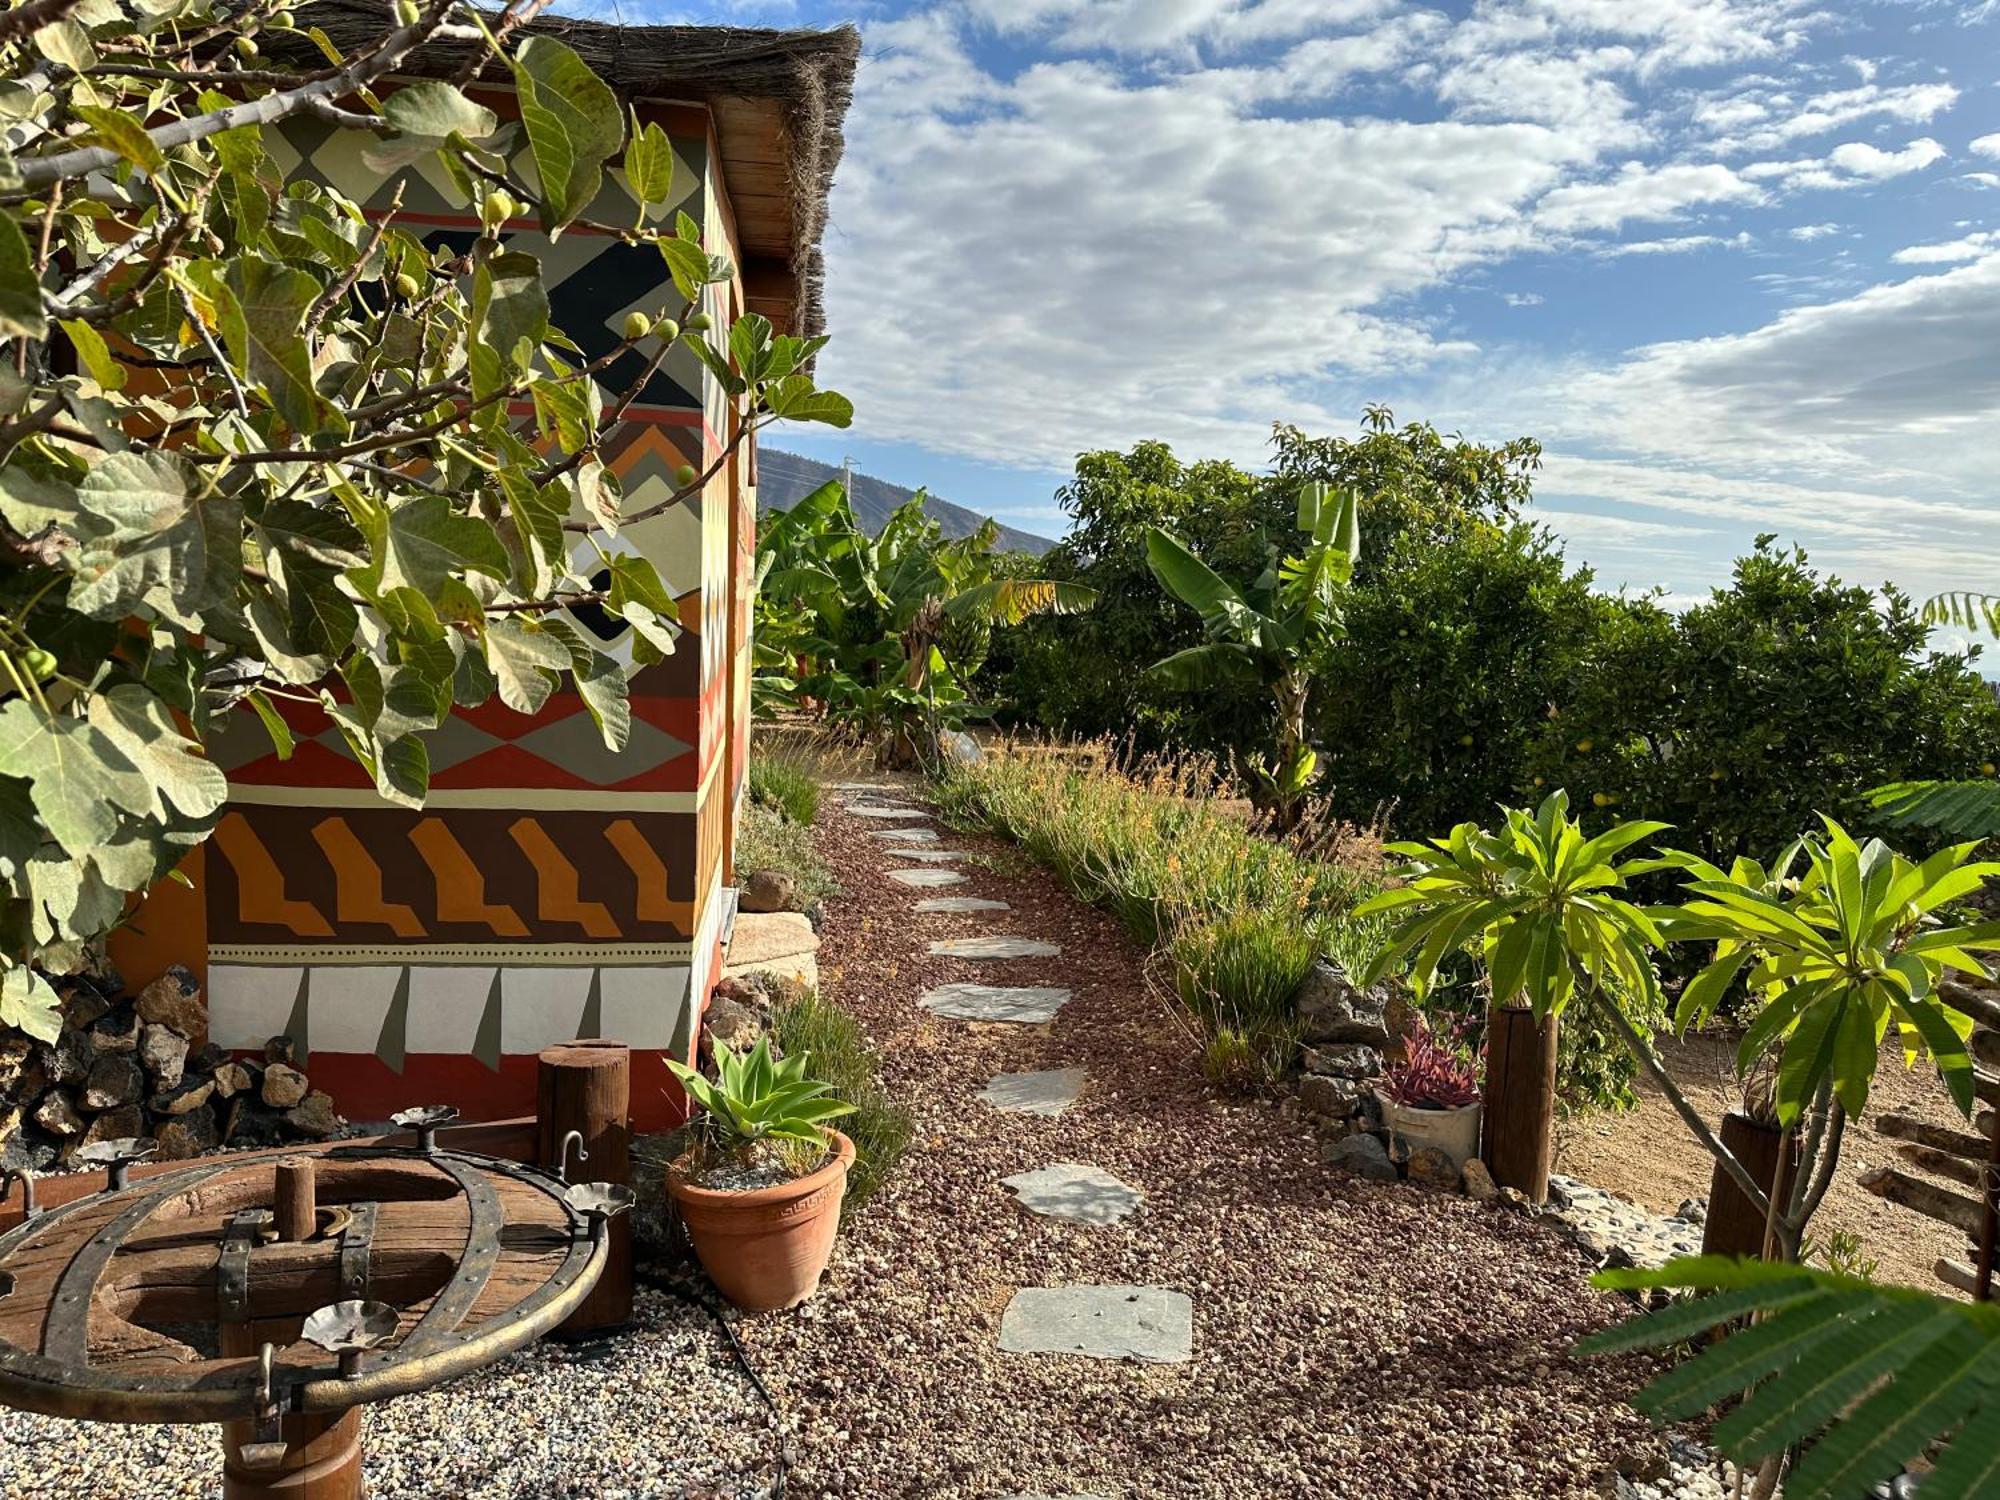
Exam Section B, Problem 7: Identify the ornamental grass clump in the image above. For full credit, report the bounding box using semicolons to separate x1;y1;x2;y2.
932;743;1383;1075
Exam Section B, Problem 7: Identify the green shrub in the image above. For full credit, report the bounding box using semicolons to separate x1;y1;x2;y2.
748;754;821;826
769;989;912;1212
736;800;836;908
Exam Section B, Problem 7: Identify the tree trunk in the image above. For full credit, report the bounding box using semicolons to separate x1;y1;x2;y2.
1483;1002;1557;1203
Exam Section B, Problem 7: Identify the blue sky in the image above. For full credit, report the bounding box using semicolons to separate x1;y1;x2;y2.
598;0;2000;607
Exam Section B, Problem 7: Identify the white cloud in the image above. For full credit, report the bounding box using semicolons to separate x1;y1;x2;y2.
1828;137;1948;178
1534;160;1762;230
1593;231;1751;255
1788;220;1842;239
1971;132;2000;158
1700;81;1959;153
1891;230;1998;263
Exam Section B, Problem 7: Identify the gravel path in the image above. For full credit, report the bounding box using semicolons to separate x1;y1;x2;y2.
733;786;1671;1499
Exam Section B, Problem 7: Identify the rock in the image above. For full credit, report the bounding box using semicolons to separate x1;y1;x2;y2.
134;965;204;1041
188;1042;226;1076
155;1107;220;1160
1676;1197;1708;1225
917;983;1071;1024
888;868;965;887
997;1285;1192;1363
1001;1163;1144;1225
263;1035;297;1066
88;1010;139;1054
702;996;764;1057
1461;1157;1499;1203
1497;1186;1533;1211
937;729;981;765
738;868;798;914
1407;1146;1460;1189
82;1054;145;1110
1302;1042;1383;1080
151;1078;216;1117
78;1104;144;1151
1298;1073;1366;1120
60;980;114;1030
32;1089;83;1139
137;1024;189;1089
284;1090;341;1140
0;1106;47;1172
261;1063;310;1109
0;1035;32;1095
1290;959;1391;1046
979;1068;1088;1117
929;936;1061;960
40;1028;91;1087
1322;1132;1397;1181
212;1061;256;1099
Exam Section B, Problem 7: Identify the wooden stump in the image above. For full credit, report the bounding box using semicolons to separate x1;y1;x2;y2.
1482;1003;1557;1204
537;1039;633;1332
274;1158;316;1245
1701;1110;1799;1259
221;1408;363;1500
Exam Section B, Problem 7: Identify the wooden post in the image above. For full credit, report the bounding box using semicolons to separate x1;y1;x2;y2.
1482;1003;1557;1203
537;1039;633;1332
1701;1110;1800;1259
274;1158;316;1244
221;1408;364;1500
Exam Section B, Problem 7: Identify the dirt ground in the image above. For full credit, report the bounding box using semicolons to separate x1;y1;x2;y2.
1557;1030;1973;1291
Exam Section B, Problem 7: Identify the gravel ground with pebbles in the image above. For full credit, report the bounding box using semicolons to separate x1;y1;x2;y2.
730;786;1675;1500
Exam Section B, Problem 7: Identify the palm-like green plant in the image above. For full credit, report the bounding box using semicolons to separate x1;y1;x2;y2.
1356;791;1774;1213
1582;1257;2000;1500
1656;822;1999;1258
1144;481;1358;829
666;1036;853;1156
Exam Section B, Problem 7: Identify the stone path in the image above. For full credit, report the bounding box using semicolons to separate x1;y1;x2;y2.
997;1286;1194;1363
889;848;970;863
979;1067;1086;1115
915;896;1011;913
919;983;1071;1023
1002;1163;1144;1225
930;936;1062;960
889;868;967;888
847;804;931;819
871;826;940;843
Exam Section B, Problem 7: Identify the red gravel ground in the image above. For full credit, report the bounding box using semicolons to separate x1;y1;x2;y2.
737;784;1667;1500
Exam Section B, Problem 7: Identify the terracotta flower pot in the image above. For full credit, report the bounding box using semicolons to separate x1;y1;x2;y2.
667;1131;853;1312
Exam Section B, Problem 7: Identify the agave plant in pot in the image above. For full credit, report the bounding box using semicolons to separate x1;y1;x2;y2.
1377;1014;1482;1167
665;1038;855;1312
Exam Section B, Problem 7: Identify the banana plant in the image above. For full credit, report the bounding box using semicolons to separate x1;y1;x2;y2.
1867;589;2000;836
666;1036;853;1154
1145;481;1359;830
752;480;1093;758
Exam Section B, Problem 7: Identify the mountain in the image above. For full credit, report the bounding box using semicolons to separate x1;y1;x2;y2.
756;448;1056;556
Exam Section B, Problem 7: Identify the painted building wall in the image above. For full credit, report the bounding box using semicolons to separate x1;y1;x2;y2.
110;93;752;1130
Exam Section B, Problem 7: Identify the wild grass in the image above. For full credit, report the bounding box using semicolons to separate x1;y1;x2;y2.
748;750;822;826
931;744;1388;1082
770;987;913;1213
736;800;837;908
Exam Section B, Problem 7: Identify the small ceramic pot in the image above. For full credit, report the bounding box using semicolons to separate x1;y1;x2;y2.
1381;1097;1482;1167
667;1131;853;1312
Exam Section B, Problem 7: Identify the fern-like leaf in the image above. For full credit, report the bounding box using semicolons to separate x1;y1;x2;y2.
1868;778;2000;839
1924;591;2000;635
1586;1260;2000;1500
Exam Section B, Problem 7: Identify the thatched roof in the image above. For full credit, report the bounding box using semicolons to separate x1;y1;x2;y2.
296;2;859;337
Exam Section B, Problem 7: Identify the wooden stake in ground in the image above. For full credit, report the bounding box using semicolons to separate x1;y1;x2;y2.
538;1040;634;1332
1483;1003;1557;1203
1701;1112;1799;1261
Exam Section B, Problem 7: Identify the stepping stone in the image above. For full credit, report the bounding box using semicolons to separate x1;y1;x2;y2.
848;804;930;819
891;848;969;863
871;827;940;844
980;1067;1086;1115
831;781;897;794
920;983;1071;1023
932;936;1061;960
890;868;967;888
998;1285;1193;1363
1003;1163;1143;1225
915;896;1011;913
1001;1494;1110;1499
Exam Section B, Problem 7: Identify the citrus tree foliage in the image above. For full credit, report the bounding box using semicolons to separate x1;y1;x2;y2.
753;478;1091;756
1584;1257;2000;1500
1145;481;1358;830
1530;542;2000;863
0;0;851;1040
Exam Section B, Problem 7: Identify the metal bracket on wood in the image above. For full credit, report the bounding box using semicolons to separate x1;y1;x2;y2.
217;1209;273;1325
339;1202;378;1301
